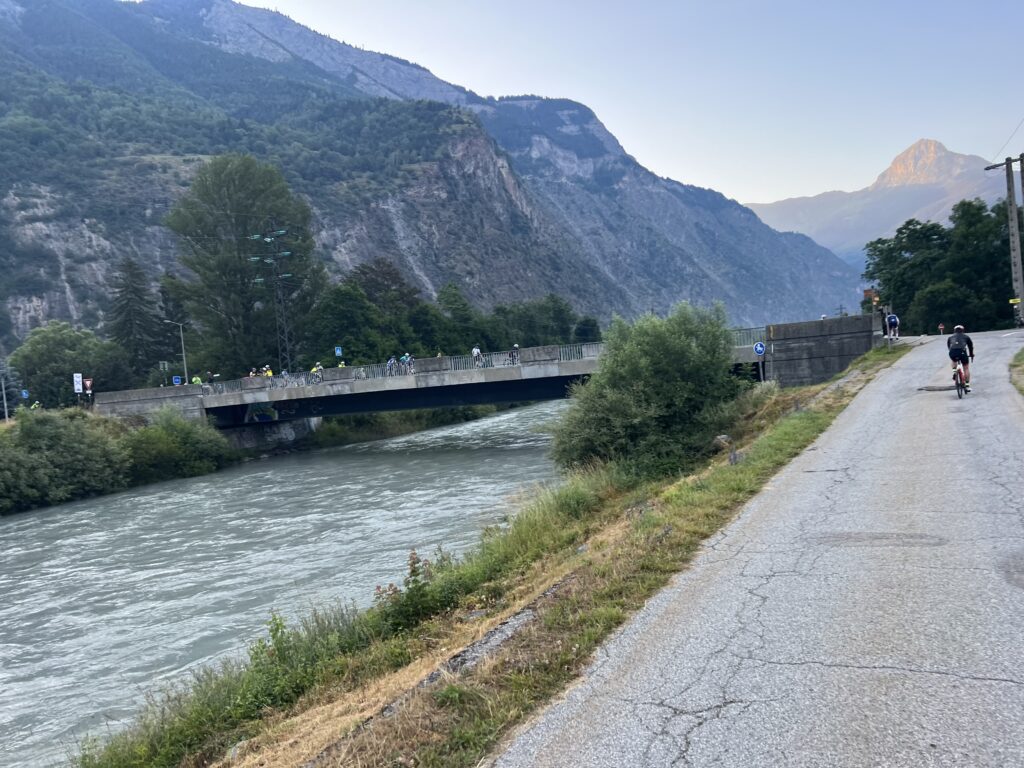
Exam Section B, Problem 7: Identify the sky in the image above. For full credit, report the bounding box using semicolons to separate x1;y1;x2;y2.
235;0;1024;203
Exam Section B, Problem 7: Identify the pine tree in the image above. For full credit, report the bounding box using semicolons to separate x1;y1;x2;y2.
165;155;326;376
107;257;162;378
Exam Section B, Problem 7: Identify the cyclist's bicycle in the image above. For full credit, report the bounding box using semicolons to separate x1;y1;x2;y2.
952;359;968;399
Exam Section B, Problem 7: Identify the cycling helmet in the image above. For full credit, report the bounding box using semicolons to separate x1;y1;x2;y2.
954;324;965;331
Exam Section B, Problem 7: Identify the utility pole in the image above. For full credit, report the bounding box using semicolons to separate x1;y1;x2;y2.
163;319;189;383
1;371;8;423
248;227;295;372
984;155;1024;325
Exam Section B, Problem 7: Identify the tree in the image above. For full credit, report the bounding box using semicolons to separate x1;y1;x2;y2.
863;199;1015;333
165;155;326;376
106;256;162;379
0;358;23;416
9;321;131;407
572;316;602;343
303;282;393;365
551;303;744;477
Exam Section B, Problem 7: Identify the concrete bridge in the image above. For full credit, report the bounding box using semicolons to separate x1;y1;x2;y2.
95;343;610;436
93;316;877;446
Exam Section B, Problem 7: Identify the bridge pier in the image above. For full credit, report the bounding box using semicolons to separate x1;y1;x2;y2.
221;417;323;452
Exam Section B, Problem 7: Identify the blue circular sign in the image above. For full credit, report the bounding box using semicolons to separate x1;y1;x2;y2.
753;341;766;356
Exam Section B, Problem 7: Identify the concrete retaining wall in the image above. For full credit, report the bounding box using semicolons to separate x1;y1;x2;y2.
766;315;880;387
94;385;206;421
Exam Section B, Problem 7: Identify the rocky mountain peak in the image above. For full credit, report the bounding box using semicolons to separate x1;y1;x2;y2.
870;139;984;189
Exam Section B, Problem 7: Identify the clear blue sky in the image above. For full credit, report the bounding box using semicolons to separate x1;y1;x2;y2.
239;0;1024;203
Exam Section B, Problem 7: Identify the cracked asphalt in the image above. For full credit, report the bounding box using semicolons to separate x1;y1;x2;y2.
492;332;1024;767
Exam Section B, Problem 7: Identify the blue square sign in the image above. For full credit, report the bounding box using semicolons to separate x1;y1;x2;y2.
172;375;182;385
335;346;343;357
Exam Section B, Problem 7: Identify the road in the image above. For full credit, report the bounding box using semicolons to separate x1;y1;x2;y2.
492;331;1024;768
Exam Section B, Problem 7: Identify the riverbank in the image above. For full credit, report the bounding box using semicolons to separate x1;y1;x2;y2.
75;345;910;768
0;405;508;517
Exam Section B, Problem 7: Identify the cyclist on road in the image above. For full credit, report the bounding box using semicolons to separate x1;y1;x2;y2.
947;324;974;392
886;312;900;340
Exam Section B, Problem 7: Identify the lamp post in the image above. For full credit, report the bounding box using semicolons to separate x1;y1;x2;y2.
163;320;189;383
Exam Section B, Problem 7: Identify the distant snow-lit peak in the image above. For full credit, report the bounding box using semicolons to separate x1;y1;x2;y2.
870;139;986;189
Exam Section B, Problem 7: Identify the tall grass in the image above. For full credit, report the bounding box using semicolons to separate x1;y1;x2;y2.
76;467;624;767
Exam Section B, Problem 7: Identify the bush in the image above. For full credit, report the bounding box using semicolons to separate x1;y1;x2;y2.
551;303;745;477
2;409;130;510
0;408;236;515
122;408;235;485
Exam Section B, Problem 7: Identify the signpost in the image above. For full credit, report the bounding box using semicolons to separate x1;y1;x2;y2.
753;341;767;382
335;346;344;358
73;372;83;394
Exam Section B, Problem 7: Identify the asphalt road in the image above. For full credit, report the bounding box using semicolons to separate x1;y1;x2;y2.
492;331;1024;768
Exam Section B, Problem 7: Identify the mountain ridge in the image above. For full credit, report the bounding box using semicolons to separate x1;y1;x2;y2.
0;0;860;349
748;139;1004;267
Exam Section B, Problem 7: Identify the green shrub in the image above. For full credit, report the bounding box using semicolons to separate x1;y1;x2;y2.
122;408;235;484
551;303;745;477
2;409;130;510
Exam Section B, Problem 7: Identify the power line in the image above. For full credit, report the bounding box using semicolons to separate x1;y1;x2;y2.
990;115;1024;163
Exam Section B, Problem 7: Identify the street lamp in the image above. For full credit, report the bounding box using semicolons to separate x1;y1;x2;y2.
163;319;189;383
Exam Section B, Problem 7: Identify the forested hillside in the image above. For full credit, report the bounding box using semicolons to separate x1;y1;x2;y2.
0;0;859;352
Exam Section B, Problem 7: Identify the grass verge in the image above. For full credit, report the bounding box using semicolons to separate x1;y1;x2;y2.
77;346;908;768
1011;348;1024;397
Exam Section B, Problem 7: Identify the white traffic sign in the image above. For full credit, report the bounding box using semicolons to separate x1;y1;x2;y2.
73;373;83;394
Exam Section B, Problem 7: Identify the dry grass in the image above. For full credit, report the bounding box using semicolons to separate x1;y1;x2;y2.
214;348;909;768
1011;348;1024;397
86;345;908;768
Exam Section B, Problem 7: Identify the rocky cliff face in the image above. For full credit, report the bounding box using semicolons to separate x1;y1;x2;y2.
0;0;860;350
183;0;859;325
748;139;1004;268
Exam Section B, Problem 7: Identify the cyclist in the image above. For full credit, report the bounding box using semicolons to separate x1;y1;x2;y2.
946;324;974;392
886;312;900;340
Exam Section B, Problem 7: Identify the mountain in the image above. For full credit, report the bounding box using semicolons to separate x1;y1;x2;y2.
0;0;859;349
747;140;1005;269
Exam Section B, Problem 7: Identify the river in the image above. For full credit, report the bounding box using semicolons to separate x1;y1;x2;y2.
0;402;565;767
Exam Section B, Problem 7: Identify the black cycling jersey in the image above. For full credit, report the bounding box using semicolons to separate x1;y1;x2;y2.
946;332;974;356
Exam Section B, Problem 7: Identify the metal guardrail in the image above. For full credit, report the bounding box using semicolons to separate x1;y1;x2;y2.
200;335;759;397
731;327;766;348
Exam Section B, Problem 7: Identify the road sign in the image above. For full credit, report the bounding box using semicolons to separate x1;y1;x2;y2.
83;378;93;394
73;372;83;394
21;389;28;400
335;346;344;357
1010;298;1022;304
159;360;169;371
753;341;766;356
172;375;182;385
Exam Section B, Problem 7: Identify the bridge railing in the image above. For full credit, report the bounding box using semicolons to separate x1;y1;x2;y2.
731;326;766;348
200;335;758;398
559;342;604;361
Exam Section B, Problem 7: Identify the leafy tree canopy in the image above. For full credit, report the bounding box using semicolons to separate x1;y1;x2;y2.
165;154;327;376
9;321;131;407
863;199;1016;333
551;303;742;478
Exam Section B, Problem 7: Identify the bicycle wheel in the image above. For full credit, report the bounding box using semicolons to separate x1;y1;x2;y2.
954;368;964;399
